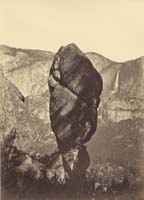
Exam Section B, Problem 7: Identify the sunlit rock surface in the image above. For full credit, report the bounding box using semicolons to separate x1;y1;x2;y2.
0;68;58;155
0;45;54;96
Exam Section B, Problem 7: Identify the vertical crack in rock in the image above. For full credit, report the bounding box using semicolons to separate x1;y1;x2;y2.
48;43;103;181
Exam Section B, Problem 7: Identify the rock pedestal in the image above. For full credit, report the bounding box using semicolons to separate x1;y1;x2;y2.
48;43;103;180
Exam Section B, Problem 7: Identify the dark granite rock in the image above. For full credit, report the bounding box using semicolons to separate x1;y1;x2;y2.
48;44;103;151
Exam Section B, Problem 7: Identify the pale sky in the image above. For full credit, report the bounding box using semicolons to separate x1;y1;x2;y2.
0;0;144;61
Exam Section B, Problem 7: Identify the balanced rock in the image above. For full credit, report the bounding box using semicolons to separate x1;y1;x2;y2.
48;44;103;151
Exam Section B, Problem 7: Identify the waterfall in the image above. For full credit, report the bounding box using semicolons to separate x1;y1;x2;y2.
111;68;120;94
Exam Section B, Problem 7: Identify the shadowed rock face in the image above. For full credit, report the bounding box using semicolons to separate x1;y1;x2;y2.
48;44;103;151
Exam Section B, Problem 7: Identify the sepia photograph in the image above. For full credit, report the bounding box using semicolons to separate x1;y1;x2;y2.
0;0;144;199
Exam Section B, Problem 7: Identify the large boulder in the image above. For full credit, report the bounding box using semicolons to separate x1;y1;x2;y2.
48;44;103;151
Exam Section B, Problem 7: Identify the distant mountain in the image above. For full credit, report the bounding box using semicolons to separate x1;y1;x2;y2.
0;45;54;96
86;52;112;73
86;53;144;172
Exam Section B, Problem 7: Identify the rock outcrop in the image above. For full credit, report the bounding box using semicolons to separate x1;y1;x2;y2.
48;44;102;151
48;44;103;180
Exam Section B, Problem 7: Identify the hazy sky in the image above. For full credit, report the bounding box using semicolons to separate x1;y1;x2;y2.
1;0;144;61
